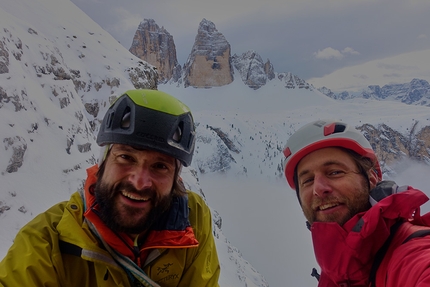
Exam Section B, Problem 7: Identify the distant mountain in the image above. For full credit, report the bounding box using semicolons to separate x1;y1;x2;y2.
128;18;430;111
129;18;311;90
307;48;430;93
319;78;430;107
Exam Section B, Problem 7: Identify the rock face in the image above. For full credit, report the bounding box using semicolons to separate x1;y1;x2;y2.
129;19;180;83
232;51;274;90
357;121;430;175
277;72;312;89
128;18;316;90
183;19;233;88
0;16;157;175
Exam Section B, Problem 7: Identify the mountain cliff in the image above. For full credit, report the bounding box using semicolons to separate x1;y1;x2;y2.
128;18;430;112
129;19;181;84
232;51;275;90
182;18;233;88
129;18;311;90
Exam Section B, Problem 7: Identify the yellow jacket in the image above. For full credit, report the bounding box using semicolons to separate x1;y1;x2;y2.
0;167;220;287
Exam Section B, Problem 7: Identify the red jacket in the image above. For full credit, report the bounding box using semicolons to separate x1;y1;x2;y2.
311;187;430;287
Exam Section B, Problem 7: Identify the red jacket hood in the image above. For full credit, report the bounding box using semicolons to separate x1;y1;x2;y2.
311;187;429;286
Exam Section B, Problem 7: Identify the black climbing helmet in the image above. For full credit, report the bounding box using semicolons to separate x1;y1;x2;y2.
97;89;196;167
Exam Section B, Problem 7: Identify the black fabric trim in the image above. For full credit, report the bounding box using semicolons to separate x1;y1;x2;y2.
369;220;404;287
369;222;430;287
152;194;190;231
59;240;82;257
402;229;430;244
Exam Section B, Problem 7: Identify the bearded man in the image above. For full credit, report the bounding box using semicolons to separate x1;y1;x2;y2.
0;89;220;287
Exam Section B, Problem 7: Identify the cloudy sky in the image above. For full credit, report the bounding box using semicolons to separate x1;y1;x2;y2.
70;0;430;80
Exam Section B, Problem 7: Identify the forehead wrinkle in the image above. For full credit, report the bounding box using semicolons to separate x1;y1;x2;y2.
111;144;175;165
298;159;350;179
154;155;175;165
111;144;134;153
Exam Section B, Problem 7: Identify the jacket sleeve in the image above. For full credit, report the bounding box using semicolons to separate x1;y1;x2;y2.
0;201;67;287
317;272;339;287
384;236;430;286
179;192;220;287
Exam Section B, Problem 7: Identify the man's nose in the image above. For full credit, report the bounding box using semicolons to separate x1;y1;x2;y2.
128;166;153;190
313;174;332;197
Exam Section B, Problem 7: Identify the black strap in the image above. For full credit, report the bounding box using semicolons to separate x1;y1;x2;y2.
368;220;404;287
369;223;430;287
402;229;430;244
59;240;82;257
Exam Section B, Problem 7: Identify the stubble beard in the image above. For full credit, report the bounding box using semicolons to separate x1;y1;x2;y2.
303;179;371;226
94;179;172;235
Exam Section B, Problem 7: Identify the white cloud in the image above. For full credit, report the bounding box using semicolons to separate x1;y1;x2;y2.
313;47;360;60
342;47;360;55
313;47;344;60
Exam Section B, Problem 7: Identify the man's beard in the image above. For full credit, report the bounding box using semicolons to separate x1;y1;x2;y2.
302;176;371;226
306;191;370;226
94;179;172;235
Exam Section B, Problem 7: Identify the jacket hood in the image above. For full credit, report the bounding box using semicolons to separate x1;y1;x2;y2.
82;165;199;264
312;187;429;285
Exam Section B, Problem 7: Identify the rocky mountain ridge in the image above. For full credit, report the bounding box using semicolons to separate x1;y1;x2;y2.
356;122;430;174
129;18;309;90
130;18;430;111
319;78;430;107
192;116;430;180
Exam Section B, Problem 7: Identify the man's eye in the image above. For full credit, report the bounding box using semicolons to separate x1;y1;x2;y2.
118;154;133;161
329;170;344;176
301;178;313;186
153;162;168;170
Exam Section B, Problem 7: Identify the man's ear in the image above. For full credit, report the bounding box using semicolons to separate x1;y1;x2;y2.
368;169;378;190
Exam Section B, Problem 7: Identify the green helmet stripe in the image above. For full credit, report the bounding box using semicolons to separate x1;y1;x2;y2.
98;89;196;166
123;89;191;116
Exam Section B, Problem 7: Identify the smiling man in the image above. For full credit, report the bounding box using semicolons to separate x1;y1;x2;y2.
0;89;220;287
283;119;430;287
296;146;375;226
